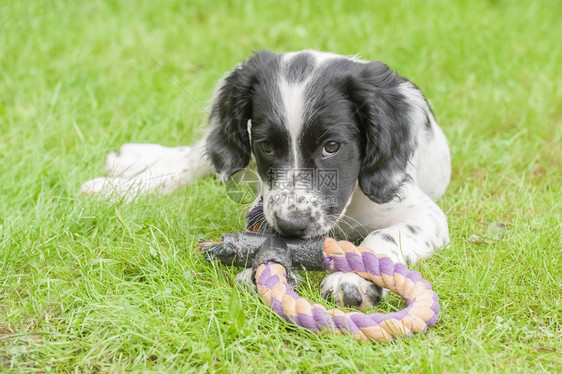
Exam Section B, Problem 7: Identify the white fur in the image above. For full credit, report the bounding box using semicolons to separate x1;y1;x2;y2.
277;77;310;168
282;49;369;66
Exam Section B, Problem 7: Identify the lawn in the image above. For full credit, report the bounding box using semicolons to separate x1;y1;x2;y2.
1;0;560;372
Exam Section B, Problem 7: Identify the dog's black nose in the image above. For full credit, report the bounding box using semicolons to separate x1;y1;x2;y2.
274;213;309;236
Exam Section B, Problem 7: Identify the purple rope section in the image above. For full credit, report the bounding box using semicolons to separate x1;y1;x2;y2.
254;239;440;342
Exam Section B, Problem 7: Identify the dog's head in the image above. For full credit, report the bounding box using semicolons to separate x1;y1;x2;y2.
206;50;417;237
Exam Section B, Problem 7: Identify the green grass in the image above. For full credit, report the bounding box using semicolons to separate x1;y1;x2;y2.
1;0;561;372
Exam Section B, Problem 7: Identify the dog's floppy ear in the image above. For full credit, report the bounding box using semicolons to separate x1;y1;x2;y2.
346;62;418;204
206;51;277;180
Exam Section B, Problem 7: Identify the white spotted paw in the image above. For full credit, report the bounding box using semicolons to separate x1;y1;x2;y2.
320;272;385;310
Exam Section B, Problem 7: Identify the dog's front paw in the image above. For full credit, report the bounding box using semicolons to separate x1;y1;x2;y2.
235;269;256;292
320;272;384;310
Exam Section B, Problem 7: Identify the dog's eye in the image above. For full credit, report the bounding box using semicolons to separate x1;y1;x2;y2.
322;141;340;157
260;141;273;155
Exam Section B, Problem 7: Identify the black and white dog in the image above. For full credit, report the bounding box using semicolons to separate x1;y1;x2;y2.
82;50;451;310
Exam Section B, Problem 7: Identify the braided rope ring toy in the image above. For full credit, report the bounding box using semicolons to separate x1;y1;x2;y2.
200;233;440;343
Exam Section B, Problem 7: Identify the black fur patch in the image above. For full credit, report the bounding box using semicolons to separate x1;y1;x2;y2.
406;225;419;234
284;52;315;83
206;51;281;178
381;233;397;245
364;283;383;306
340;282;363;307
344;62;417;204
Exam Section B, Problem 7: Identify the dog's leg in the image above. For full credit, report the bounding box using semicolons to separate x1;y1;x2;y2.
357;188;449;264
234;269;256;291
80;138;213;200
321;184;449;309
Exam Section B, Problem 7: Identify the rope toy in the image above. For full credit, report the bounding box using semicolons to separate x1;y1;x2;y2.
199;233;440;342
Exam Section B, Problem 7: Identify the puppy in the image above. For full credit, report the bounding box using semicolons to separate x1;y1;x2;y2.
81;50;451;310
